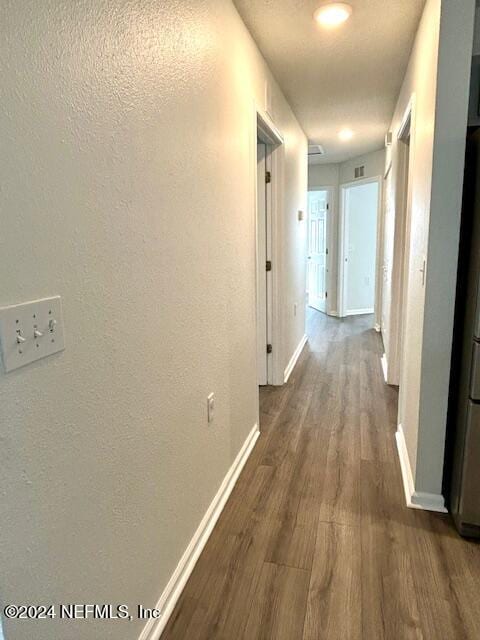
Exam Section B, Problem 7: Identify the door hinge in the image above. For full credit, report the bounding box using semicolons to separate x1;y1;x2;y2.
327;203;329;210
266;344;273;354
265;171;271;184
326;247;329;255
266;260;272;272
325;291;328;298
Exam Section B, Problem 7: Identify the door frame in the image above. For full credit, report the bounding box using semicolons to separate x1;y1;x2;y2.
390;94;416;386
255;107;284;386
338;175;383;318
376;161;391;334
307;187;334;315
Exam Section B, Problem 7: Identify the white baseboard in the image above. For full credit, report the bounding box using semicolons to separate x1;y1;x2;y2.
395;425;447;513
342;307;374;317
328;310;339;317
284;334;308;383
138;423;260;640
380;353;388;383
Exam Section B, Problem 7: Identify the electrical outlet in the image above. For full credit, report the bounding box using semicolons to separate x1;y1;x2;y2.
207;392;215;423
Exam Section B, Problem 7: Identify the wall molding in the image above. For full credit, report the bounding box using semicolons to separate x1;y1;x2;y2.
380;354;388;383
284;334;308;383
138;423;260;640
343;307;374;317
395;425;447;513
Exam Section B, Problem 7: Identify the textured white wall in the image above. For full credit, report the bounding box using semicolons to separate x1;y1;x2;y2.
308;163;340;189
385;0;475;496
338;149;385;185
308;148;385;190
308;148;385;314
416;0;475;493
0;1;307;639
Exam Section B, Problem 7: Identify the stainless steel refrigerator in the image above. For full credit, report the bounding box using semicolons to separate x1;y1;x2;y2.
448;127;480;537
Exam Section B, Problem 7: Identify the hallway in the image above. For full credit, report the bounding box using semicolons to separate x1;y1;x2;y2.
163;311;480;640
2;3;479;639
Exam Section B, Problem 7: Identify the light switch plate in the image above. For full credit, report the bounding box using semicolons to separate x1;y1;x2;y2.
0;296;65;372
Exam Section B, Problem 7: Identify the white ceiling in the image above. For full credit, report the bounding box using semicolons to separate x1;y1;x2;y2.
234;0;426;164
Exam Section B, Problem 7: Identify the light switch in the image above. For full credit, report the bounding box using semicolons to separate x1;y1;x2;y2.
0;296;65;372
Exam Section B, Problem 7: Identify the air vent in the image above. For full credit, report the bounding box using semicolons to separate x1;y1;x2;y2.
354;165;365;179
308;143;325;157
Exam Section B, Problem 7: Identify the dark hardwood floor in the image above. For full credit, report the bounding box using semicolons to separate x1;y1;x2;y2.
162;310;480;639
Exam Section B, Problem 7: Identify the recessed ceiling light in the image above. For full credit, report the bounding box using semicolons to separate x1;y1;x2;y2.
338;128;354;141
314;3;352;28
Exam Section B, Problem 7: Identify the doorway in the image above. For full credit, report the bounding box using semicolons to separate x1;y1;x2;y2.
381;97;414;386
256;139;270;386
307;189;330;313
339;178;381;317
395;119;412;384
256;110;283;387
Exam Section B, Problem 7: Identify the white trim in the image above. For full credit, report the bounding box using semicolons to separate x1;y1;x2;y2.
374;172;385;332
388;93;417;388
384;160;392;180
395;425;414;503
397;94;415;141
327;186;336;317
410;490;448;513
338;176;382;318
256;141;268;386
307;186;335;316
380;353;388;383
270;142;285;386
340;175;382;190
284;334;308;383
255;105;285;386
257;108;283;145
342;308;374;317
138;424;260;640
395;425;447;514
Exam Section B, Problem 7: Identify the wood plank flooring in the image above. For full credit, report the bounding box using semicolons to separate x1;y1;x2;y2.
162;310;480;640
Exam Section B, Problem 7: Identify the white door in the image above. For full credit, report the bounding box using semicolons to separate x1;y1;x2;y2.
341;181;379;316
307;190;328;313
257;142;268;385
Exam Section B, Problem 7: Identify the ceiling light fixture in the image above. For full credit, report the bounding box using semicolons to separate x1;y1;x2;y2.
314;3;352;28
338;128;354;141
